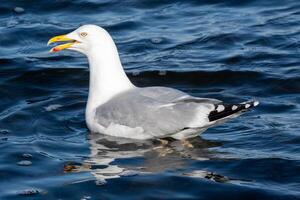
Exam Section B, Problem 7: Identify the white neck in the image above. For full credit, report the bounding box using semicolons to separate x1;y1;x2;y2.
86;38;135;115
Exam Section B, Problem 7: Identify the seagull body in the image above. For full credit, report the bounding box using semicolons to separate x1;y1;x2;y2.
48;25;259;140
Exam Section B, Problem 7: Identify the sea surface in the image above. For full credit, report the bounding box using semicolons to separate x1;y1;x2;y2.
0;0;300;199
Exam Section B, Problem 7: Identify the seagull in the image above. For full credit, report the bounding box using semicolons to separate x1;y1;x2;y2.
48;24;259;141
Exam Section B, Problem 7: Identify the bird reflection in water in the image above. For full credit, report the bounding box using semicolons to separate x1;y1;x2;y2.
63;133;232;185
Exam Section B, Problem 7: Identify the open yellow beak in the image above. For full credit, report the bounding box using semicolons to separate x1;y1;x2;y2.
47;34;78;52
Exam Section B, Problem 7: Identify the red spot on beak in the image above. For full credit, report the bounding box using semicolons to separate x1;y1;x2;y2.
53;47;60;52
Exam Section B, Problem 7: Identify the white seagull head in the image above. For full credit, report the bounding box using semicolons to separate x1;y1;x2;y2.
47;24;134;110
48;24;113;56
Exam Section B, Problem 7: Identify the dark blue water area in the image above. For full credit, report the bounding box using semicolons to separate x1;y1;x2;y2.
0;0;300;199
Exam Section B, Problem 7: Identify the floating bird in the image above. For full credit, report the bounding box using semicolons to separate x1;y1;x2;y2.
48;25;259;141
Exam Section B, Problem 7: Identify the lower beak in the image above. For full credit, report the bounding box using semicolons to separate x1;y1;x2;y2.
47;34;78;52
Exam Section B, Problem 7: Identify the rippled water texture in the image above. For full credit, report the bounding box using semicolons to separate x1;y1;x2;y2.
0;0;300;199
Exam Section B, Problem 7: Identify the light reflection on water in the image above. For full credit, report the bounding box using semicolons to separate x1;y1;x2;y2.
63;132;236;185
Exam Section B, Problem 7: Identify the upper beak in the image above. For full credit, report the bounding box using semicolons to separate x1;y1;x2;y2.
47;34;78;52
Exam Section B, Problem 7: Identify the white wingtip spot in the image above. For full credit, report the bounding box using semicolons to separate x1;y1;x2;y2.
216;105;225;112
254;101;259;106
232;105;238;110
245;104;250;108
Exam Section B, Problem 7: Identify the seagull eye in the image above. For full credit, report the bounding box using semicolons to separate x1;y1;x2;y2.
80;32;88;37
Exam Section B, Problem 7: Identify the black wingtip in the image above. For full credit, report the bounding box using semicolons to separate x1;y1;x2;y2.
208;100;259;122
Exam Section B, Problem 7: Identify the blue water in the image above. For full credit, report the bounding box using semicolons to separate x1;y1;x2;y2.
0;0;300;199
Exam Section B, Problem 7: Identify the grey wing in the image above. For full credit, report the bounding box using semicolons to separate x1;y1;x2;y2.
95;87;218;138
